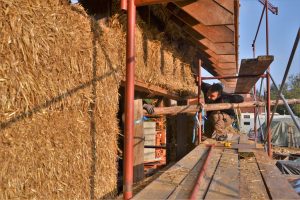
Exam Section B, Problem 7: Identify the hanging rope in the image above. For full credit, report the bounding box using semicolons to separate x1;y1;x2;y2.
192;110;207;144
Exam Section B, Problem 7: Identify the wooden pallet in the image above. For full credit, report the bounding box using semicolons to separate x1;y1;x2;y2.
133;141;299;199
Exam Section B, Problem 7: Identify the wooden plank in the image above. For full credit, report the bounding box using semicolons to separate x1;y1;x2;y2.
176;114;188;160
133;145;208;199
205;149;239;199
167;3;234;43
135;0;180;6
175;0;234;25
168;148;223;200
254;150;299;199
144;122;156;162
120;79;184;100
239;134;249;144
168;9;235;55
134;99;145;183
214;0;234;13
235;56;274;94
240;157;269;200
218;55;235;63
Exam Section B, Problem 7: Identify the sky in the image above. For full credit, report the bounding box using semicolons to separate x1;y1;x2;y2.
203;0;300;86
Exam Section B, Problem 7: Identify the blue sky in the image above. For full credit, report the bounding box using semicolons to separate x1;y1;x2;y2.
203;0;300;85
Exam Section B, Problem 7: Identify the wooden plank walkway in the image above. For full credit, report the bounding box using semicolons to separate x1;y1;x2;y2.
235;55;274;94
134;142;299;199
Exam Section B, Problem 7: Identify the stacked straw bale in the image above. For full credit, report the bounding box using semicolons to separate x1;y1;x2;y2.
0;0;196;199
0;0;119;199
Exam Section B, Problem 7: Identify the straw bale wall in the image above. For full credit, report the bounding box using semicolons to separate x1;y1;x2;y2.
0;0;196;199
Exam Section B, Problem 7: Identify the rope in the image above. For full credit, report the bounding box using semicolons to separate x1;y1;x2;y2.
192;109;207;144
134;116;149;124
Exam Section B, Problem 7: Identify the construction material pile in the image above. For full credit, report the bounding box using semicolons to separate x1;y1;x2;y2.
0;0;196;199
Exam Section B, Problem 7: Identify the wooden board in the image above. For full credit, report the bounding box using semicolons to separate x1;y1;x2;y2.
240;157;269;200
134;99;145;183
168;148;223;199
175;0;234;26
235;56;274;94
176;114;188;160
205;149;239;199
144;122;156;162
120;79;183;101
254;150;299;199
133;145;208;199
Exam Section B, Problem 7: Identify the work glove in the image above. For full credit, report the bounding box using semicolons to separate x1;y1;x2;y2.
143;104;155;114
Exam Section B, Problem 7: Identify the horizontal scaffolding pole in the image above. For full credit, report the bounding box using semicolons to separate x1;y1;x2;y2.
146;99;300;115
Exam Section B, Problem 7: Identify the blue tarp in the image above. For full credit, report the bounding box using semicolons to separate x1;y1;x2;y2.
258;117;300;147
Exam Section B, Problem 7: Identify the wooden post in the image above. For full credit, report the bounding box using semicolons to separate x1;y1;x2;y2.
144;99;300;116
133;99;144;183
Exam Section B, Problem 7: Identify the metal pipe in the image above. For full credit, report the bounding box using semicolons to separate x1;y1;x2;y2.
252;4;266;51
254;85;258;142
147;99;300;115
264;0;272;157
123;1;136;199
189;145;214;200
201;74;266;80
269;73;300;132
198;59;202;144
265;0;269;56
268;28;299;129
121;0;127;10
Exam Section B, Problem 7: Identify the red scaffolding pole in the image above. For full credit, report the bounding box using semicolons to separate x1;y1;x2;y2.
123;0;136;199
265;0;272;157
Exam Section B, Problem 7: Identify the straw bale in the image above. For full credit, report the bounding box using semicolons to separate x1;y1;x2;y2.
0;0;196;199
0;0;119;199
99;13;197;95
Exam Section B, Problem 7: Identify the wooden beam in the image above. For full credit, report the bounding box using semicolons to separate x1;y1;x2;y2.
135;0;178;6
254;150;299;199
218;62;237;69
167;3;234;43
205;149;239;199
175;17;234;55
234;0;240;72
120;79;184;100
235;56;274;94
175;0;234;25
146;99;300;115
214;0;234;13
168;148;223;199
133;99;145;183
133;146;208;199
218;55;236;63
239;157;269;199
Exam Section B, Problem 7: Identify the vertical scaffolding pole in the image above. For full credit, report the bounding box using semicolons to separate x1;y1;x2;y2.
124;0;136;199
254;85;257;142
198;59;202;144
265;0;272;157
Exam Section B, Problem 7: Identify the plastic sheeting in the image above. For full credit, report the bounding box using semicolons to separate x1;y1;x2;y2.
276;160;300;175
258;117;300;147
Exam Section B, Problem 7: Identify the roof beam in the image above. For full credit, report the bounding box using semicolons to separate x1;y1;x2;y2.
175;0;234;25
135;0;178;6
121;79;184;100
213;0;234;13
166;3;234;43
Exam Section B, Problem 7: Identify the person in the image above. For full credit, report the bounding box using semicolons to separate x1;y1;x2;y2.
201;82;244;141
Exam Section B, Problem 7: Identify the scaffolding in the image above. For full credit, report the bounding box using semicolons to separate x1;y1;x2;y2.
120;0;300;199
